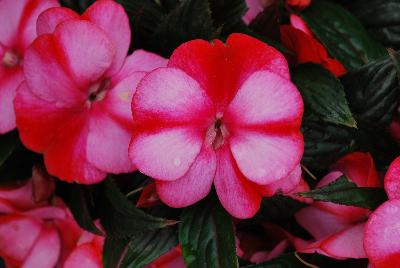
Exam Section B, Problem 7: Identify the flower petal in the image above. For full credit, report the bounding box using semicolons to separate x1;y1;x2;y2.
214;147;262;219
133;68;213;130
0;0;59;48
0;0;28;46
156;146;216;207
87;108;134;174
243;0;263;25
226;70;303;128
0;68;23;133
320;223;367;259
64;243;102;268
43;112;106;184
130;127;203;181
0;214;42;266
332;152;380;188
114;50;167;81
14;83;77;152
364;199;400;268
17;0;60;49
52;20;115;87
16;84;106;184
107;71;146;127
21;224;61;268
82;0;130;75
230;130;303;185
295;206;352;240
261;164;302;197
168;34;289;105
36;7;79;35
384;156;400;200
23;34;85;106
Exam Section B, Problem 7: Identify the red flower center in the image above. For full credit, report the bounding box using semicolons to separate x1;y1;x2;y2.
87;79;110;104
2;50;20;68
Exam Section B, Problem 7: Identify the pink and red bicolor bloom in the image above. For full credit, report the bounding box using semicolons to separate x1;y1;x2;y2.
0;168;104;268
129;33;304;219
14;0;167;184
292;152;380;259
280;15;347;77
0;0;60;134
364;156;400;268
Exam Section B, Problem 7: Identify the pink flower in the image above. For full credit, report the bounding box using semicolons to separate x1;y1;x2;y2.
0;0;59;133
0;172;83;267
14;0;167;184
280;15;347;77
146;246;185;268
364;156;400;268
292;152;380;259
129;33;304;219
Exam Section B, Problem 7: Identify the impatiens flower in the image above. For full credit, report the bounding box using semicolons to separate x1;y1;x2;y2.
364;156;400;268
146;246;185;268
130;33;304;219
14;0;167;183
280;15;347;77
0;0;59;133
292;152;380;259
236;223;291;264
0;171;83;267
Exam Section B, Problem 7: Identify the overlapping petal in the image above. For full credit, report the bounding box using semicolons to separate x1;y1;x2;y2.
230;130;303;185
168;34;290;106
156;146;216;207
214;147;262;219
82;0;130;75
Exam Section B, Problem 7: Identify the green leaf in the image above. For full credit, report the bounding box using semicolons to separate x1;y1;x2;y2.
209;0;247;34
244;253;307;268
0;131;19;167
255;195;306;221
62;183;102;235
248;0;280;41
103;228;178;268
301;0;386;69
341;50;400;129
103;237;130;268
346;0;400;49
147;0;217;56
115;0;165;46
300;176;387;210
292;64;357;128
99;179;172;238
301;121;356;169
179;196;238;268
121;228;178;268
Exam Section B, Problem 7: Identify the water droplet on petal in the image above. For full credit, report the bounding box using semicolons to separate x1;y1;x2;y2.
174;157;181;167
